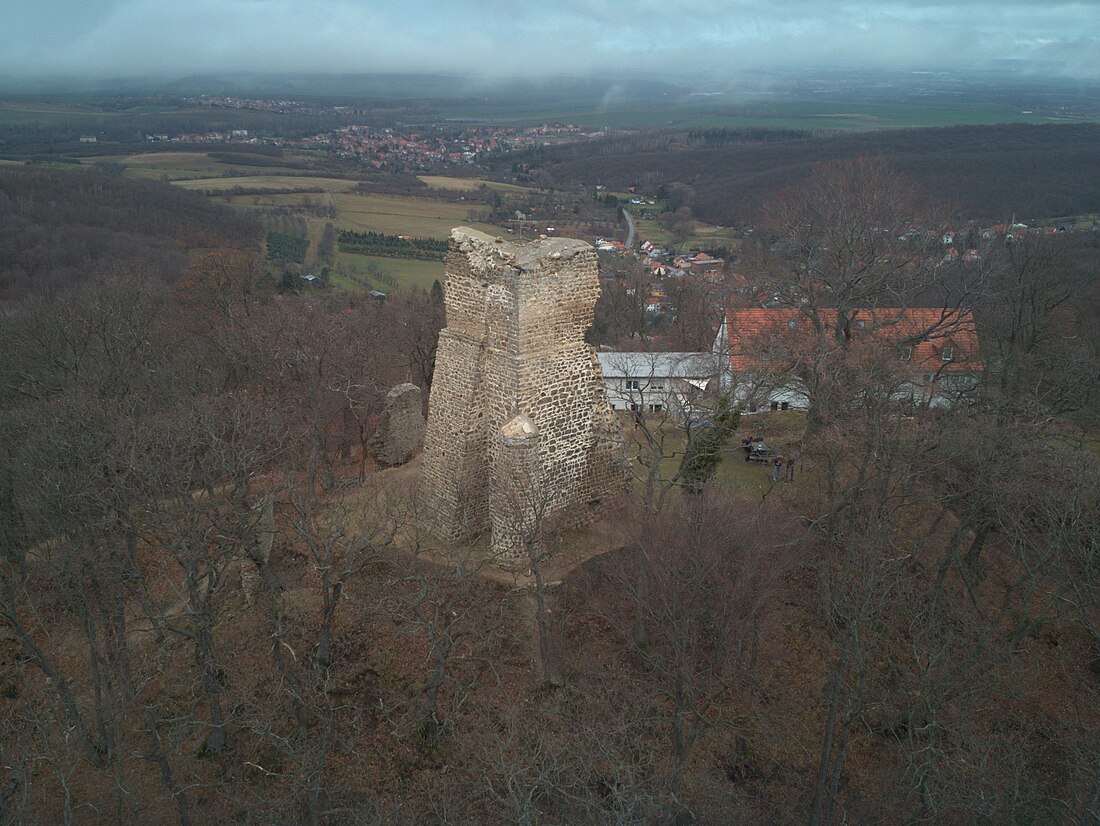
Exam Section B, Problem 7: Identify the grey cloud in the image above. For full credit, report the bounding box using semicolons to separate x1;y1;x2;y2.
0;0;1097;79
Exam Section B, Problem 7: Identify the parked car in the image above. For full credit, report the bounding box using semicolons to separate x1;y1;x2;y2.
745;441;778;462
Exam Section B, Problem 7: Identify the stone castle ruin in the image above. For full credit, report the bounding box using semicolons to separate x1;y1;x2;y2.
420;227;623;563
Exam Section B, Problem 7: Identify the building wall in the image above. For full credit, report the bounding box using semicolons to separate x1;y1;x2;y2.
603;377;683;414
420;228;624;560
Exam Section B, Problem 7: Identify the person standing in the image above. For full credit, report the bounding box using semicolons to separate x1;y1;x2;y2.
772;456;783;482
786;447;800;482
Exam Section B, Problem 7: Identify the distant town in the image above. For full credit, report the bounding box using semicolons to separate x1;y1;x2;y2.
141;97;595;171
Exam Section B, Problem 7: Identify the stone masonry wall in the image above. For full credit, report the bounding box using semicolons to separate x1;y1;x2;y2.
420;227;624;561
489;414;540;562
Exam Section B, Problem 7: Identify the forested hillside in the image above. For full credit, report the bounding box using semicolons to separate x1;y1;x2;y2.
0;167;259;299
497;123;1100;225
0;158;1097;824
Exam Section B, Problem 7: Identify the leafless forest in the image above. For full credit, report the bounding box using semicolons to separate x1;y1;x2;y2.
1;153;1099;825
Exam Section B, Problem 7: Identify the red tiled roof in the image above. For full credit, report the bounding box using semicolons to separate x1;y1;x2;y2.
722;307;980;372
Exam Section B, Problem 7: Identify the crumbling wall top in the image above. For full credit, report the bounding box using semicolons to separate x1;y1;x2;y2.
449;226;592;279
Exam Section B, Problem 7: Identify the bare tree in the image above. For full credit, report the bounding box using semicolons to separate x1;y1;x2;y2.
595;491;803;794
132;393;287;754
481;690;668;825
976;234;1100;418
750;156;981;433
384;542;501;747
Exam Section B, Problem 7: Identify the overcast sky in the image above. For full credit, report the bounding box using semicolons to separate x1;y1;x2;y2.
4;0;1099;81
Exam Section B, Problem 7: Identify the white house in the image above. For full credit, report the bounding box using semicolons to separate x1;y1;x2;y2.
597;351;718;416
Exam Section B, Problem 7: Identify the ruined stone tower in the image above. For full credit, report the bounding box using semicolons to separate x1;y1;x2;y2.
420;227;623;563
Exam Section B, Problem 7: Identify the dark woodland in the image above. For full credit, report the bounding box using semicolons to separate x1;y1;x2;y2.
495;123;1100;225
0;126;1098;825
0;167;258;299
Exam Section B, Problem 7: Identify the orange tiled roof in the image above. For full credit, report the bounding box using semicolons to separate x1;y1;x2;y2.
722;307;980;372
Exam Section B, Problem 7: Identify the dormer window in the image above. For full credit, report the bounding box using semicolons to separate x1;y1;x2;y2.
941;346;954;363
787;319;797;330
901;346;913;362
856;319;866;330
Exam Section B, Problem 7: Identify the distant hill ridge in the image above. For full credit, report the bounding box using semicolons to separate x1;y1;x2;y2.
497;123;1100;224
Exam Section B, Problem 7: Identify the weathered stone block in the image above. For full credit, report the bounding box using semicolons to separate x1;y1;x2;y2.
373;383;425;466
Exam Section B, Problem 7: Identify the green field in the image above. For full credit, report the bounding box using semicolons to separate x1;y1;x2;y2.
0;103;112;125
633;216;741;254
118;152;256;180
332;252;444;291
327;191;501;239
67;151;340;182
0;101;196;125
169;169;508;290
172;172;354;190
418;175;534;194
179;179;496;238
1049;213;1100;231
438;98;1081;131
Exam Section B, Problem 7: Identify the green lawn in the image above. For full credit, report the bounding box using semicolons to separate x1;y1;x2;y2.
333;252;443;292
621;410;806;501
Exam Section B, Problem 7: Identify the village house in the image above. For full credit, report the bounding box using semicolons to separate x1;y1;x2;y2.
597;351;718;417
713;307;982;412
645;259;669;277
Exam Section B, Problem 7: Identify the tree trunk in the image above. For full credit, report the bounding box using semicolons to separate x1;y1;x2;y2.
529;549;559;689
965;525;990;569
145;712;193;826
633;565;648;647
811;637;853;826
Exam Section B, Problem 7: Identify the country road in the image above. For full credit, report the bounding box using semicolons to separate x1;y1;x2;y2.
622;207;636;248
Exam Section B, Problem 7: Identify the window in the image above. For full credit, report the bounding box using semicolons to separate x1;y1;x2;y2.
770;401;779;411
856;319;866;330
941;346;954;362
648;403;663;413
625;379;640;391
652;380;665;390
629;403;639;412
901;346;913;362
787;319;798;330
781;401;790;410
